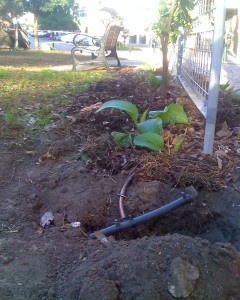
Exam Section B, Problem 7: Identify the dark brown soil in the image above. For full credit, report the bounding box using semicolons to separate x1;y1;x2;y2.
0;68;240;299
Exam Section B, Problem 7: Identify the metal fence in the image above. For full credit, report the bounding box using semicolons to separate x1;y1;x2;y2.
176;0;225;153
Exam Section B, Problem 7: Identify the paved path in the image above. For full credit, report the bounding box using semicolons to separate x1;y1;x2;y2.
38;35;239;92
221;59;240;90
50;48;162;71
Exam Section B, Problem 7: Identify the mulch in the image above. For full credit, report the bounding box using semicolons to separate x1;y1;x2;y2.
63;67;239;191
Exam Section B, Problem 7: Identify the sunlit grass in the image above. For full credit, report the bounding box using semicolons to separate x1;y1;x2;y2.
0;67;107;109
0;52;110;138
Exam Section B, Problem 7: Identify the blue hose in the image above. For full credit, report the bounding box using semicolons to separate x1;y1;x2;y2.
88;186;198;239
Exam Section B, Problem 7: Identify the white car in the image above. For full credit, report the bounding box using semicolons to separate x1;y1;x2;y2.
60;33;76;43
73;34;95;47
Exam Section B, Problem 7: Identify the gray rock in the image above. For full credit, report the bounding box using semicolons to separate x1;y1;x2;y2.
168;257;199;298
40;211;54;227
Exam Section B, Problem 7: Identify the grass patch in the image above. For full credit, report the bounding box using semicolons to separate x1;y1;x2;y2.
117;45;142;51
0;49;73;67
0;69;9;78
0;50;110;139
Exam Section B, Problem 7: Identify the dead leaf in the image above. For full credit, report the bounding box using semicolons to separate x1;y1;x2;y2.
25;151;34;156
36;228;44;235
214;150;226;157
216;121;232;138
216;156;223;170
61;224;71;229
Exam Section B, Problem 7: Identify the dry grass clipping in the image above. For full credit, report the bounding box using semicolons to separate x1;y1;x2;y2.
138;152;234;191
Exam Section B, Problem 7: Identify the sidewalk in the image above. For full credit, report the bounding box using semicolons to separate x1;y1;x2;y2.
221;58;240;90
50;48;162;71
49;46;240;93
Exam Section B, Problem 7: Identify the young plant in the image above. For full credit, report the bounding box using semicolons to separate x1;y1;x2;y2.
220;81;240;100
147;74;162;88
35;106;52;127
97;100;189;151
97;100;164;151
3;110;24;129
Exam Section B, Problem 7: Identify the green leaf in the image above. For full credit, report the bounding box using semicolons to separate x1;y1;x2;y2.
174;137;184;152
96;100;139;124
149;107;170;124
134;133;164;151
149;103;189;125
140;108;149;122
147;74;162;88
137;118;163;134
111;131;132;148
167;103;189;124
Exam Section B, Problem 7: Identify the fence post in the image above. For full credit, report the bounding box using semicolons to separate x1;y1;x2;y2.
176;32;184;84
203;0;226;154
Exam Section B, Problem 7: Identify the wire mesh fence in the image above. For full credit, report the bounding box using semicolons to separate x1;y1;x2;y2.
176;0;225;153
177;0;215;116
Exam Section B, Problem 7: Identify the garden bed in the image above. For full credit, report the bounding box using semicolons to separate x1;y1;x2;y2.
0;67;240;299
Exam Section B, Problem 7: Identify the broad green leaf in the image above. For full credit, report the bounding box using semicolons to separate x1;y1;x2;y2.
111;131;132;148
174;137;184;152
140;108;149;122
166;103;189;124
96;100;139;124
137;118;163;134
149;103;189;125
148;106;170;124
134;133;164;151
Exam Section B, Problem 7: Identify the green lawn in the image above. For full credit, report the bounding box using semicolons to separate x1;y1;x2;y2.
0;49;110;137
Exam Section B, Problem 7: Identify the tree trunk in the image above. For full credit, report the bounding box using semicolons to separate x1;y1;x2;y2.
34;14;39;49
14;22;19;48
160;36;169;98
159;0;176;98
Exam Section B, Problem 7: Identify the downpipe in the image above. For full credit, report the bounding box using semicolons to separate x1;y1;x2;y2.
88;186;198;239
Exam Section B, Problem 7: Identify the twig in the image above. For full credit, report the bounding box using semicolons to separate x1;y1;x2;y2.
1;223;18;233
79;227;88;238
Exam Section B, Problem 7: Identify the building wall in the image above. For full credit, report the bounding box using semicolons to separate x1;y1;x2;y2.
226;2;240;58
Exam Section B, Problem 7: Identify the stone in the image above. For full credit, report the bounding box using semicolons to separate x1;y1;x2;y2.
168;257;199;298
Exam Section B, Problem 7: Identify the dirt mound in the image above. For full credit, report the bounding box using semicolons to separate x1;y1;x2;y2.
57;234;240;300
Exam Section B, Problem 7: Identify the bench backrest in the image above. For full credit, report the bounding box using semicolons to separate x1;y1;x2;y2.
101;24;123;51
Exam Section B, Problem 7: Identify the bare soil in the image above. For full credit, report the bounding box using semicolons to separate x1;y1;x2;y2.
0;67;240;299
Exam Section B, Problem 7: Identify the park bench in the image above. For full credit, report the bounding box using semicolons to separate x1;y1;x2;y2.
71;23;123;71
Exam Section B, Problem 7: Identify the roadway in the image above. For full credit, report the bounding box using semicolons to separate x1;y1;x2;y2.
29;36;74;51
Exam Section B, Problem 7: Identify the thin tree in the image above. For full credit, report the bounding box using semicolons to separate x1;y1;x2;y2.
152;0;194;98
24;0;74;49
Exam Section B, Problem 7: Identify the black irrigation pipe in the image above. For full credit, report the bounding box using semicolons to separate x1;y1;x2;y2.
88;186;198;239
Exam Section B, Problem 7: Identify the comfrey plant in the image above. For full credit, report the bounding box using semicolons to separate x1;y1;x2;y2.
96;100;189;151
